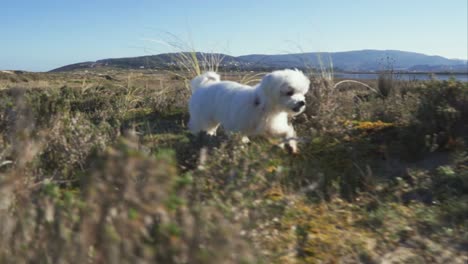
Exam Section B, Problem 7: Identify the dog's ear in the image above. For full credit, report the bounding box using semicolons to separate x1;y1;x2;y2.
260;73;273;88
259;73;276;99
254;92;267;111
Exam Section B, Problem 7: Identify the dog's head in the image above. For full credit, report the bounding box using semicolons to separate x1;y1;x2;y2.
258;69;310;115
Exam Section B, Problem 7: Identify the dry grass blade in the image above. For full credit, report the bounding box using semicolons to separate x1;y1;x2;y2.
333;79;379;94
146;33;225;89
239;72;265;85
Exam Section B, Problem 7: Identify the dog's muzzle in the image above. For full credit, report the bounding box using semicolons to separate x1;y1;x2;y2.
292;101;306;113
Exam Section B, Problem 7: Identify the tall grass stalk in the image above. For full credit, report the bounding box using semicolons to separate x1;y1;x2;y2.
147;33;225;89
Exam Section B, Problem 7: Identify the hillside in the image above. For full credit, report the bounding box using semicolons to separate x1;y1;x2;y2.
50;53;240;72
50;50;468;73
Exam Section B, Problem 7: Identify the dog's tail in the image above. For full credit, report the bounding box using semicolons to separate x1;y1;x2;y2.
190;71;220;93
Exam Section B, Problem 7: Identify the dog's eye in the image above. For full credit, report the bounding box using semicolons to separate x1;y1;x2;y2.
285;91;294;96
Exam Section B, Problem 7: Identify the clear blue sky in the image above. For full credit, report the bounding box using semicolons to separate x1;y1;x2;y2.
1;0;467;71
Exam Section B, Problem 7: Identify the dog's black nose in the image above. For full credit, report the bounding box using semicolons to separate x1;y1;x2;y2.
292;101;306;112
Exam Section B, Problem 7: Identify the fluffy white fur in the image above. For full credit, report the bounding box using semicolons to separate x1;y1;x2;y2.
188;69;310;152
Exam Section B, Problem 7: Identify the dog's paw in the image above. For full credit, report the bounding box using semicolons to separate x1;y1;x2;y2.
285;142;299;155
281;139;299;155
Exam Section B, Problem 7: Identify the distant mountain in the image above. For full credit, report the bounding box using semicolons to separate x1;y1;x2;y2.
50;50;467;73
238;50;467;72
50;53;239;72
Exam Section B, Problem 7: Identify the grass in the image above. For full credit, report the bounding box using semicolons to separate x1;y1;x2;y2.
0;68;467;263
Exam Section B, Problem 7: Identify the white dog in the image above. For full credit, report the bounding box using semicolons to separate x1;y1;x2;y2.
188;69;310;153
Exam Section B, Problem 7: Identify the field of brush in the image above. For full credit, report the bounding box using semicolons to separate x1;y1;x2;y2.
0;68;467;263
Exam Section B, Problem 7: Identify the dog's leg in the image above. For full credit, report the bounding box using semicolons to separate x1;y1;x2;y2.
286;139;298;154
269;119;299;154
284;126;298;154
